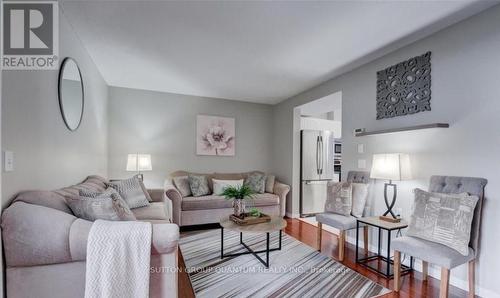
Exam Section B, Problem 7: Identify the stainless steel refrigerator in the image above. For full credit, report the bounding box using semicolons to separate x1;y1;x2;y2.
300;130;339;217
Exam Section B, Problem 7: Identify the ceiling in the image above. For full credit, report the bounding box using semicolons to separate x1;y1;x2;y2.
60;0;497;104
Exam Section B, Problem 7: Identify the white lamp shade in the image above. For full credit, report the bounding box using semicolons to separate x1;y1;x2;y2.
126;154;152;171
370;153;411;181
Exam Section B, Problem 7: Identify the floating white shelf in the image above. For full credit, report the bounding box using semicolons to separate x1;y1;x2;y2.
355;123;449;137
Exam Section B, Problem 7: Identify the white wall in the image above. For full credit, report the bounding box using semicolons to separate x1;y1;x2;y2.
108;86;274;188
273;5;500;297
1;9;109;207
300;117;341;137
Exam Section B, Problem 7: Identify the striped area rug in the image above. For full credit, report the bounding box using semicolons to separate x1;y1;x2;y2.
180;229;390;298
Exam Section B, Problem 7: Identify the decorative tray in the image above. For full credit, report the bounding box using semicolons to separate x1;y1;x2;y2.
229;213;271;225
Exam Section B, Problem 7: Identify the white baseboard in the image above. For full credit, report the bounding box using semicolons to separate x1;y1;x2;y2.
343;235;499;298
285;212;300;218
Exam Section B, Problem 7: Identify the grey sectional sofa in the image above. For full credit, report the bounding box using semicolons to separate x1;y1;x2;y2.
1;175;179;298
165;171;290;226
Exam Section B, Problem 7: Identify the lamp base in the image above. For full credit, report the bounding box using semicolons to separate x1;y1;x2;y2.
379;216;401;223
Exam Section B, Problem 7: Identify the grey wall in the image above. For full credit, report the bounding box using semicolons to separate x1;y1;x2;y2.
273;5;500;297
1;10;109;207
108;87;274;188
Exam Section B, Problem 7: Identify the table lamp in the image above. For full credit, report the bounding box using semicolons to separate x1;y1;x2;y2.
370;153;411;222
126;153;152;181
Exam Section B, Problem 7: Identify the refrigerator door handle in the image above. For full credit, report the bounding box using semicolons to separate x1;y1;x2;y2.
315;136;320;175
319;136;324;175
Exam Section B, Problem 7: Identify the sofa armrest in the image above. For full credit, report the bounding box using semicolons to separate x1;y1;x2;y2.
164;183;182;225
2;201;180;268
151;223;180;255
1;201;77;267
148;188;166;202
70;222;179;260
148;188;173;221
273;181;290;217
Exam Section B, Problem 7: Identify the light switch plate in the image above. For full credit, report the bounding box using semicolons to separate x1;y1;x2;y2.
4;151;14;172
358;159;366;169
357;144;364;154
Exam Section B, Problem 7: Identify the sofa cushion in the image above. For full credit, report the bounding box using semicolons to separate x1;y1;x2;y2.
172;176;192;197
188;175;211;197
245;172;266;193
107;175;151;209
265;175;276;193
13;175;108;214
132;202;169;220
213;173;245;180
171;171;214;191
66;191;136;222
78;187;136;221
181;193;280;211
212;179;244;195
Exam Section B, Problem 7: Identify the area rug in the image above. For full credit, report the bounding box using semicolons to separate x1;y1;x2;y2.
179;229;390;298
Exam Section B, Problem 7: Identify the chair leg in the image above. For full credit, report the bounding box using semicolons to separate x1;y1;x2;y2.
440;268;450;298
317;222;322;251
422;261;428;281
394;250;401;292
338;230;345;261
468;260;475;298
363;226;369;255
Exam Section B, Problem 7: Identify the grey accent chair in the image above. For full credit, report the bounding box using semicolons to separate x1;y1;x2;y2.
316;171;371;261
393;175;487;298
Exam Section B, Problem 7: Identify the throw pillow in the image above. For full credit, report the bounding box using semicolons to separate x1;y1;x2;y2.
407;188;478;256
351;183;369;217
107;175;151;209
265;175;276;193
325;182;352;216
188;175;211;197
212;179;244;195
139;179;153;202
67;189;136;221
173;176;192;197
245;173;266;194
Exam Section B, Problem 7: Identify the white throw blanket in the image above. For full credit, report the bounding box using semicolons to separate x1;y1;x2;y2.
85;220;152;298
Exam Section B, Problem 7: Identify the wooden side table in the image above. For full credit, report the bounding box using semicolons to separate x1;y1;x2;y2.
355;216;413;278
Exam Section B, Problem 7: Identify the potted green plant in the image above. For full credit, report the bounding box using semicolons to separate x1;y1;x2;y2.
221;185;255;218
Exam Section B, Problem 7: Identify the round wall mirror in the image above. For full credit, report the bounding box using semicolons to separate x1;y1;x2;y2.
58;57;84;131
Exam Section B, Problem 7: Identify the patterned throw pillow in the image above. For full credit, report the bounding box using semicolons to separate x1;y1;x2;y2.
265;175;276;193
107;175;151;209
407;188;478;256
212;179;244;195
245;173;266;194
325;182;352;216
188;175;211;197
173;176;192;197
351;183;369;217
66;188;136;221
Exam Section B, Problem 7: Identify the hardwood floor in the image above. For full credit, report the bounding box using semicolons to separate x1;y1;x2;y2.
177;218;469;298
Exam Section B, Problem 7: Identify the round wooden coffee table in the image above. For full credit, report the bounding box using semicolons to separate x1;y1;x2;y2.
219;216;287;268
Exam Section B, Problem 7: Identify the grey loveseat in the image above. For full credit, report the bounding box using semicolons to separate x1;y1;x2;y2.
165;171;290;226
1;175;180;298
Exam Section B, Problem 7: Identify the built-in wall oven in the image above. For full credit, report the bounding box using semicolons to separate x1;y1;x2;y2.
334;143;341;154
334;141;341;180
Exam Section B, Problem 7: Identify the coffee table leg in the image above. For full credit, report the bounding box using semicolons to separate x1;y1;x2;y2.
240;232;243;244
266;232;270;267
221;227;224;259
279;230;282;250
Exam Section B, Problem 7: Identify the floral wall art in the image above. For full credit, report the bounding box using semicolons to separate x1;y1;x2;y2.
196;115;235;156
